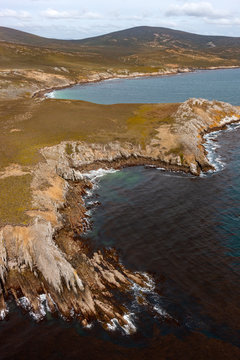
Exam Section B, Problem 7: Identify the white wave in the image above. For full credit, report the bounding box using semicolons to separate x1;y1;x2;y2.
106;313;136;335
225;122;240;131
19;296;43;321
153;305;168;317
0;308;8;320
156;168;195;178
82;168;119;181
81;168;119;201
18;293;56;321
130;272;171;322
84;322;93;329
103;78;118;82
29;310;43;321
219;115;239;126
132;272;155;293
84;183;98;199
18;296;31;310
29;295;47;321
86;200;97;206
203;136;225;173
45;91;55;99
39;293;51;315
122;313;137;334
156;167;166;171
202;122;240;174
107;318;118;331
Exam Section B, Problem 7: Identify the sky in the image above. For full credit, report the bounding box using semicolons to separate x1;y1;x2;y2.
0;0;240;39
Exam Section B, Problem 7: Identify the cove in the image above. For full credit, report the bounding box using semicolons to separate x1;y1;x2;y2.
83;121;240;347
48;68;240;105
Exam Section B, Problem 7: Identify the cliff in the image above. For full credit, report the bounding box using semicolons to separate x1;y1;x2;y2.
0;98;239;329
1;26;240;100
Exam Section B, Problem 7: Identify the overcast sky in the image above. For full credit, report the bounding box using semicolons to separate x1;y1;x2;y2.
0;0;240;39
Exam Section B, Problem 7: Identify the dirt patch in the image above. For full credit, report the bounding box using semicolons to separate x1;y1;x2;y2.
0;164;30;179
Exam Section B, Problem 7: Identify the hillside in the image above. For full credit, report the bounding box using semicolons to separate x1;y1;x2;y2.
0;26;73;49
1;25;240;332
1;25;240;99
0;95;240;326
1;25;240;51
78;26;240;49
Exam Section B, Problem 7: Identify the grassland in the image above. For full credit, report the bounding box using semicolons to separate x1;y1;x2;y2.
1;25;240;226
1;26;240;101
2;26;240;328
0;174;32;225
0;98;178;226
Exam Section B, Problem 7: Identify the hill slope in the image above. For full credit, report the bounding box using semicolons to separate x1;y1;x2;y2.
1;26;240;99
1;25;240;50
0;26;71;49
77;26;240;49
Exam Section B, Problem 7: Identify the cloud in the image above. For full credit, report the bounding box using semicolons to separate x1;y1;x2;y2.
166;2;228;19
41;8;102;20
106;10;176;27
206;17;240;26
0;9;31;19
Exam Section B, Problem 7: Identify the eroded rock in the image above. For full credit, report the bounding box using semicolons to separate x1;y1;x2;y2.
0;98;239;331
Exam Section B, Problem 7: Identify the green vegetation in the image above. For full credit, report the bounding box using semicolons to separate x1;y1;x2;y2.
65;143;73;155
0;98;179;225
0;174;32;226
127;104;178;145
0;99;178;169
0;25;239;226
1;26;240;67
166;145;185;162
1;25;240;93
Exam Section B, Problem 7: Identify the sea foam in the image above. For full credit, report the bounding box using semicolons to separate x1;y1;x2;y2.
203;120;240;175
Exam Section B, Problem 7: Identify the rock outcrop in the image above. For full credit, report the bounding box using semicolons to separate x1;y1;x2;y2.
0;98;239;330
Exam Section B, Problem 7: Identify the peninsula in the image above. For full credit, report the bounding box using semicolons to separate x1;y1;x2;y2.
0;26;240;330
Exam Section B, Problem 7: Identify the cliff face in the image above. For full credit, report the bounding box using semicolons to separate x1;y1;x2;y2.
168;98;240;172
0;98;239;329
0;141;156;331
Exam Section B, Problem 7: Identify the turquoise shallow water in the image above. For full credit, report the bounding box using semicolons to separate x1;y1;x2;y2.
49;68;240;105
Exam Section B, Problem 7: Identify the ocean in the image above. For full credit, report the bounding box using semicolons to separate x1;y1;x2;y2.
48;68;240;105
2;69;240;359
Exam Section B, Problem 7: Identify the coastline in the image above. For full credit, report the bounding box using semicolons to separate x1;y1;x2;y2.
1;62;240;331
1;98;240;328
33;65;240;100
202;120;240;174
2;26;240;357
201;117;240;170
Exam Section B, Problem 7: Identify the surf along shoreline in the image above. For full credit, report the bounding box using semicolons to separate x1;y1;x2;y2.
1;67;240;330
32;65;240;100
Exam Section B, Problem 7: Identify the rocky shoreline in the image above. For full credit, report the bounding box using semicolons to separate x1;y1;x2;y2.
1;39;240;329
0;146;159;333
1;64;239;101
0;97;240;330
33;65;240;100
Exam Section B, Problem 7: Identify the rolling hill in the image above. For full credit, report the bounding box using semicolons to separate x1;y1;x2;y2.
77;26;240;49
1;25;240;51
1;26;240;99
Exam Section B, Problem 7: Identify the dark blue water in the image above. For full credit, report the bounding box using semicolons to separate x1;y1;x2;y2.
2;69;240;359
49;68;240;105
83;123;240;348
